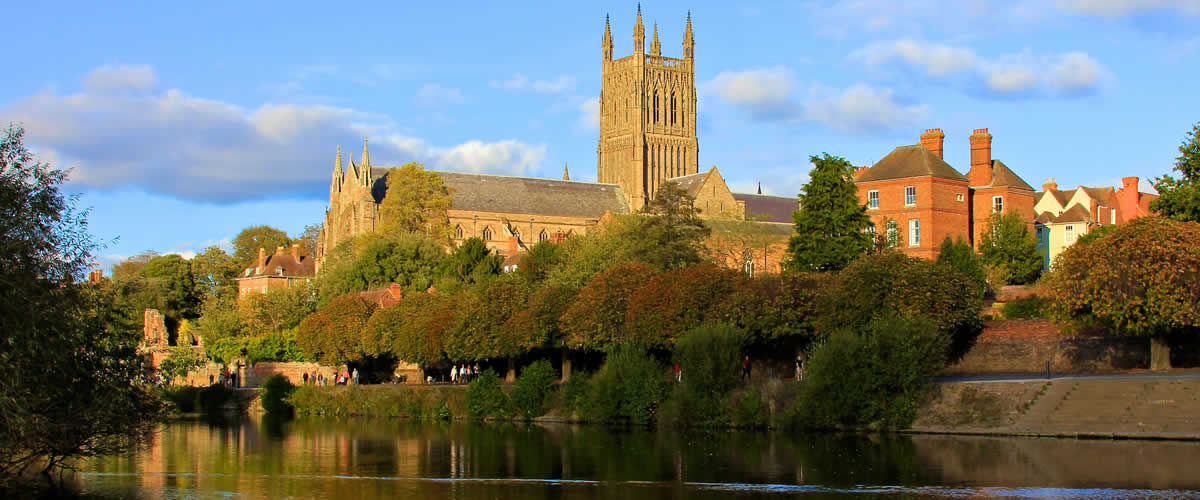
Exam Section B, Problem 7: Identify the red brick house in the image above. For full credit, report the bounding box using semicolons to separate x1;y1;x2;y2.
855;128;1036;259
236;244;316;298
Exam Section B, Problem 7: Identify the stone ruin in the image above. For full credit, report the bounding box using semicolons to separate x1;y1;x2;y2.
143;309;169;346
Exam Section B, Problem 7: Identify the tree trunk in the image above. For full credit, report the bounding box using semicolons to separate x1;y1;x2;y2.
1150;336;1172;371
561;349;572;382
506;358;517;383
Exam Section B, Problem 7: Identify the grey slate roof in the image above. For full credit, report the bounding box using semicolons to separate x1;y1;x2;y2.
857;145;969;183
669;171;710;197
371;168;629;218
732;193;798;223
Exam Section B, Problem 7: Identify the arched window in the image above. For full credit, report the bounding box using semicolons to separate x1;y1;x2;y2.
653;91;659;124
482;226;493;241
539;229;548;242
671;92;676;125
454;225;464;239
742;250;756;278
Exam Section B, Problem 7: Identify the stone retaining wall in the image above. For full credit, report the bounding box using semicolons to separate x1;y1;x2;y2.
942;319;1148;375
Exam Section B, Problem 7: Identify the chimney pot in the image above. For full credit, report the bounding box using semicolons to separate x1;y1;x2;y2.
968;128;994;186
919;128;945;159
1043;178;1058;192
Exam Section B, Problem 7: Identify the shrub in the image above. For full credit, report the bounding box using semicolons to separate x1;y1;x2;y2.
559;373;590;416
795;314;946;430
260;374;296;415
731;390;769;429
1002;295;1048;319
161;386;200;413
196;384;237;415
585;345;668;425
510;360;557;420
466;370;514;419
670;323;747;425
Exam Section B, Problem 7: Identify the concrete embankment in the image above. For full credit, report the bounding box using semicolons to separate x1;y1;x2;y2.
913;375;1200;439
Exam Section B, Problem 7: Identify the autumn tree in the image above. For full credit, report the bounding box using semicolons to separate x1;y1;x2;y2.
1044;216;1200;370
296;294;378;366
378;162;453;241
785;153;872;272
979;210;1042;285
509;283;578;379
561;262;657;351
624;263;743;348
295;223;323;257
1151;121;1200;223
444;277;530;381
231;225;291;269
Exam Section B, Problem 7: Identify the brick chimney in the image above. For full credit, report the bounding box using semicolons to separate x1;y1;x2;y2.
1118;176;1140;222
919;128;945;159
388;283;403;299
968;128;993;186
275;246;284;255
1043;178;1057;192
257;247;266;272
290;243;300;261
853;166;869;179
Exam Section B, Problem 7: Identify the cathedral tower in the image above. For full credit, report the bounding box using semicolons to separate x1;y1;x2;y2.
598;7;699;210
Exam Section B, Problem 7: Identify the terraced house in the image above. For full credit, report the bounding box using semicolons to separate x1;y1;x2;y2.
1033;176;1159;269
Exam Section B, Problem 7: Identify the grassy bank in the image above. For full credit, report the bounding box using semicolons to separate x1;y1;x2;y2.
286;384;467;419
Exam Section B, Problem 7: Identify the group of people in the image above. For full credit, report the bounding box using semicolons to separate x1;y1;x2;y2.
449;363;480;384
302;368;359;386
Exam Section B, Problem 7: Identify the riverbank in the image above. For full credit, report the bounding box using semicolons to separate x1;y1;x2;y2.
911;374;1200;439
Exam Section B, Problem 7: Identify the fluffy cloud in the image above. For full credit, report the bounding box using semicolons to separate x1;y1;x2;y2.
578;97;600;130
1056;0;1200;17
704;67;926;133
489;73;577;93
414;83;465;107
851;39;1108;96
2;65;546;203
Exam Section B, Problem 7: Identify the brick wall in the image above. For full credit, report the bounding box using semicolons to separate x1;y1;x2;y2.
859;176;970;259
942;319;1148;375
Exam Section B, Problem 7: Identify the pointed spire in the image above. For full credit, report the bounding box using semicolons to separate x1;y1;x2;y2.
563;162;570;181
603;14;613;61
633;3;645;54
650;22;661;56
683;10;695;59
334;145;343;173
757;181;762;195
361;137;370;167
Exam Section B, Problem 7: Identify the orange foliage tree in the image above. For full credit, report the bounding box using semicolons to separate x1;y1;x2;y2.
296;294;378;365
561;262;658;351
1045;216;1200;370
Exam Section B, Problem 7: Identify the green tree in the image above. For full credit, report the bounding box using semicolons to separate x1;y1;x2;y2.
339;233;444;294
516;240;565;283
192;246;239;300
509;283;578;379
437;237;501;284
158;347;204;385
367;292;453;369
979;210;1042;285
1151;121;1200;222
142;253;202;323
936;236;986;297
239;282;317;334
1044;216;1200;370
634;181;710;271
231;225;291;269
192;296;245;346
445;277;531;380
672;323;748;424
785;153;872;272
0;125;165;481
111;250;157;281
378;162;453;240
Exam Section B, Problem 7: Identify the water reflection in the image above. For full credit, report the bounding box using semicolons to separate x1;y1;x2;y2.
76;416;1200;499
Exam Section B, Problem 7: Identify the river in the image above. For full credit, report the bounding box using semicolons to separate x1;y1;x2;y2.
74;416;1200;499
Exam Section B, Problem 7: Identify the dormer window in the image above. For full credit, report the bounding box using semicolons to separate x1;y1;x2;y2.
275;266;283;275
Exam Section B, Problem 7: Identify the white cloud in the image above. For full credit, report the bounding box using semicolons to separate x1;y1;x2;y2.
1056;0;1200;17
802;85;930;133
414;83;465;107
703;67;926;133
83;64;157;92
852;39;1109;96
490;73;577;93
578;97;600;130
3;65;546;203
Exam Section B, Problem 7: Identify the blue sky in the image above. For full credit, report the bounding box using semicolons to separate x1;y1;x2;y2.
3;1;1197;272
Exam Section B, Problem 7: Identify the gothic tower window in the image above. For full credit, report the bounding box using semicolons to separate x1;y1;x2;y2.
653;91;659;124
671;92;676;126
454;225;464;240
539;229;548;242
482;226;493;241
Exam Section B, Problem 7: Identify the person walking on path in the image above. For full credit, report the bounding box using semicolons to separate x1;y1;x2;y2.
451;365;458;384
742;356;751;382
352;368;360;385
673;363;681;383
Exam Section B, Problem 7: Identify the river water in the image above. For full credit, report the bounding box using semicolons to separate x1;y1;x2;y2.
75;416;1200;499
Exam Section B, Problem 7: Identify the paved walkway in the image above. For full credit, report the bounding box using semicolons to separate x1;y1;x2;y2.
933;370;1200;384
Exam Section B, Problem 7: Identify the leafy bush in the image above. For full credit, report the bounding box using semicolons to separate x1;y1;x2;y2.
465;370;514;419
510;360;557;420
584;345;668;425
669;323;747;425
731;390;769;429
795;314;946;430
260;374;296;415
1002;295;1048;319
158;347;204;384
286;385;462;418
559;373;590;416
161;386;201;413
196;384;237;415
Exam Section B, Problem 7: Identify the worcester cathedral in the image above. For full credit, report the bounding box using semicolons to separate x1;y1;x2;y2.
318;9;799;273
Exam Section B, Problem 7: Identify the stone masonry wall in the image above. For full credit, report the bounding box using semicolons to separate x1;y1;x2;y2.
941;319;1148;375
